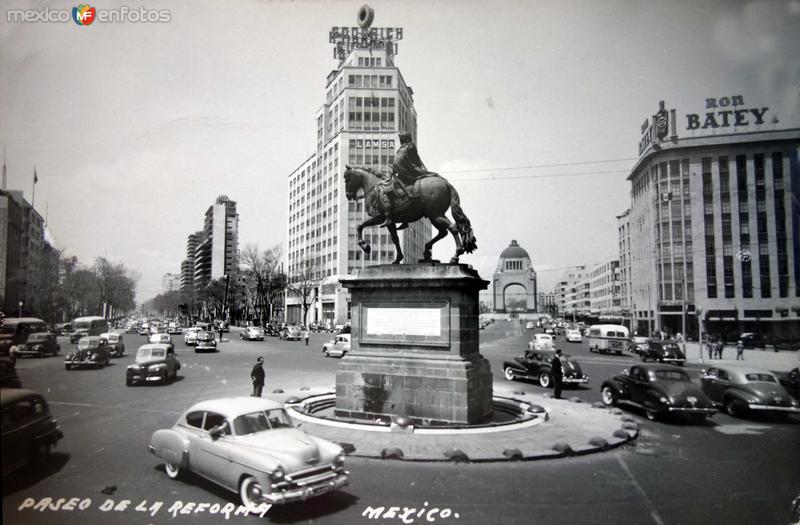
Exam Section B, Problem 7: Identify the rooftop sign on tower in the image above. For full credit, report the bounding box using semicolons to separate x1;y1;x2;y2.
329;5;403;61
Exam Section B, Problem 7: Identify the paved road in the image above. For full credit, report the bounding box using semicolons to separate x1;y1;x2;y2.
3;324;799;525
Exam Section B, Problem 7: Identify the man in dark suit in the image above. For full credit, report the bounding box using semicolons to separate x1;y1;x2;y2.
250;357;265;397
551;349;564;400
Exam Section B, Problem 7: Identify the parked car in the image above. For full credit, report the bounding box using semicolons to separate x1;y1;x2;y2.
264;324;280;337
195;331;217;352
503;349;589;388
64;336;110;370
564;329;582;343
777;368;799;400
699;366;800;418
527;333;554;351
241;326;265;341
148;397;349;507
99;332;125;358
1;388;63;476
639;340;686;365
739;332;766;349
9;332;60;358
323;334;351;358
126;344;180;386
167;322;182;335
0;357;22;388
280;326;302;341
600;364;717;422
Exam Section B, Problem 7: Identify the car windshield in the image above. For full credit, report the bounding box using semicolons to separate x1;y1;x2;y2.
233;409;293;436
652;370;690;382
744;373;776;383
136;348;166;362
78;339;99;350
29;334;49;341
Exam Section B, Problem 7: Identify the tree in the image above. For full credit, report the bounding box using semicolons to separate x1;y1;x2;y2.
287;256;322;326
93;257;137;317
240;243;285;324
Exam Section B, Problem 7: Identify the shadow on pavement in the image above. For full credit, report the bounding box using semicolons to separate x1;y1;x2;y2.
2;452;70;498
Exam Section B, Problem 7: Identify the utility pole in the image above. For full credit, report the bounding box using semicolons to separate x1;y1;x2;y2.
697;306;704;364
681;278;687;356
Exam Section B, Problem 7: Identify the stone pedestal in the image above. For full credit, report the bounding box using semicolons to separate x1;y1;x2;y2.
335;263;493;425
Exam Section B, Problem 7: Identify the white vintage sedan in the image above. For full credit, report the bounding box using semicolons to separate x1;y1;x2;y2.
148;397;348;507
322;334;350;358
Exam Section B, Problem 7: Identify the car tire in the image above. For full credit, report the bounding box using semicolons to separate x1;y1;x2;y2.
539;373;551;388
126;378;133;386
645;408;658;421
64;363;71;370
616;351;622;355
724;398;740;417
503;367;515;381
323;350;329;357
164;461;181;479
601;386;617;406
239;476;265;510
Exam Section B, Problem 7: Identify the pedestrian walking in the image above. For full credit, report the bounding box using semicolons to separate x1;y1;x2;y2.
707;339;714;360
250;357;265;397
715;339;724;360
736;341;744;360
551;349;564;400
304;329;310;346
218;324;224;343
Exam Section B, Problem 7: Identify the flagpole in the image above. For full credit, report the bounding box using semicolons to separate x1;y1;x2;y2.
32;166;37;208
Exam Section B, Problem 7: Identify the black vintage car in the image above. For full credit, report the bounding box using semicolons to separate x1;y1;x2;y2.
64;336;110;370
601;364;717;422
1;388;63;477
503;349;589;388
638;340;686;365
126;344;181;386
700;366;800;418
10;332;60;359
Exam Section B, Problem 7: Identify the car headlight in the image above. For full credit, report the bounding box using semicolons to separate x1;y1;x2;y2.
270;466;284;481
659;396;669;404
334;453;345;467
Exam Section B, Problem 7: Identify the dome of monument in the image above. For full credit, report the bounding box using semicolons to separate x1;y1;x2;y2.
499;240;529;260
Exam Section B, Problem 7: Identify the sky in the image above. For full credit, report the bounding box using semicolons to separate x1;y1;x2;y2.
1;0;799;304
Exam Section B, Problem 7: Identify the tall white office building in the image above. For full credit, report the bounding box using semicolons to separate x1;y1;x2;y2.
285;8;430;326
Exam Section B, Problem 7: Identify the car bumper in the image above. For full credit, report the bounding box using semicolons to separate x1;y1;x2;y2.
127;370;166;382
12;348;47;356
746;404;800;412
563;376;589;384
263;471;349;504
65;359;102;367
666;407;717;414
660;357;685;364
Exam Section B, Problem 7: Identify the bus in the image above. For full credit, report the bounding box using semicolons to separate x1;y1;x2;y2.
587;324;629;355
72;316;109;337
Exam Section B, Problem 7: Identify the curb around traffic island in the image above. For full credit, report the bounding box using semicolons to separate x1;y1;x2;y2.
283;388;639;463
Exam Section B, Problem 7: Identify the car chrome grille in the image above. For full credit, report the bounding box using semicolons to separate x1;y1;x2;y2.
283;464;337;487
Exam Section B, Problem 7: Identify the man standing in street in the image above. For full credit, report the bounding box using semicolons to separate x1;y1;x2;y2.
736;340;744;360
304;329;310;346
551;349;564;400
251;357;265;397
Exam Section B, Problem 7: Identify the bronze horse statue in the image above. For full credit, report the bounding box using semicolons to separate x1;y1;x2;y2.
343;165;477;264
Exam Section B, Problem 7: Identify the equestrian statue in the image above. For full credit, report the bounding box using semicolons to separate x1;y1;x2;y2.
344;132;477;264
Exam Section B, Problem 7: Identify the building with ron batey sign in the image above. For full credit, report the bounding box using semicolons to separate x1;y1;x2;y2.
621;95;800;340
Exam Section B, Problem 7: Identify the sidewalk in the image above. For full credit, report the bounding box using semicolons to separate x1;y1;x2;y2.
682;342;799;371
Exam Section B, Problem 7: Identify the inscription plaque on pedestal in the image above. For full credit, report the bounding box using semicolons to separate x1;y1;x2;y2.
335;263;493;425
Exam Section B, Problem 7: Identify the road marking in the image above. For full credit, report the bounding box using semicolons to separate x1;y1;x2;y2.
49;401;181;415
616;455;665;525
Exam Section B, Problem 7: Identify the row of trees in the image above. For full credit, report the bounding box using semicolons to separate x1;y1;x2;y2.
143;244;317;326
24;248;138;323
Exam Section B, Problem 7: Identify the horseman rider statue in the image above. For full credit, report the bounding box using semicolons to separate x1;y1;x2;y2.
377;131;433;229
